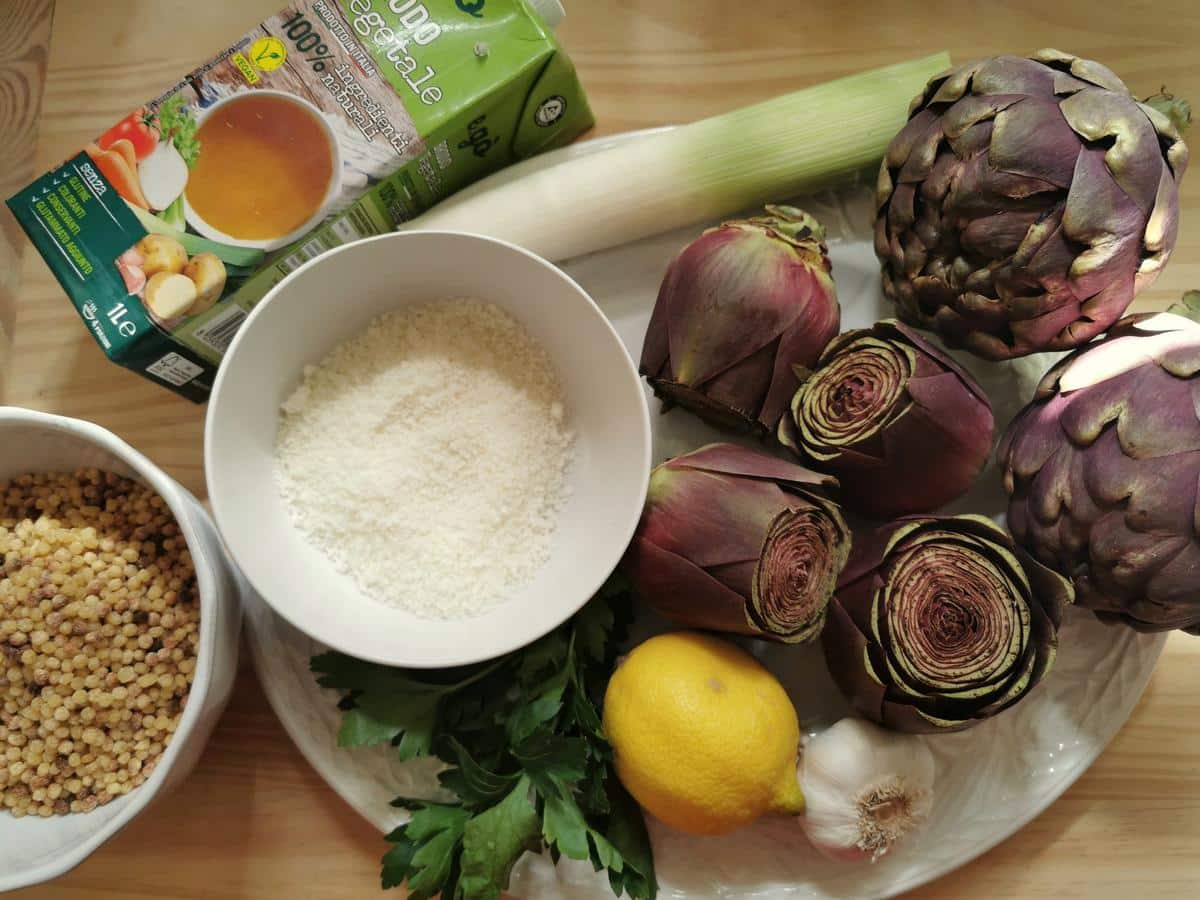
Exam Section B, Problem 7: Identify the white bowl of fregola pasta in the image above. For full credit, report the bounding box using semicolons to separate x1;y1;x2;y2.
0;407;244;891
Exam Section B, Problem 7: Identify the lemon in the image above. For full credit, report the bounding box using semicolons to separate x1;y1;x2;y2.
602;631;804;836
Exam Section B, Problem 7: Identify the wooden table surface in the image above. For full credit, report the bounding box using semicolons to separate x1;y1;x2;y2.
3;1;1200;897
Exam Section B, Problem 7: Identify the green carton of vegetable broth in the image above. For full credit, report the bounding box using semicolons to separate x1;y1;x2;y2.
7;0;592;402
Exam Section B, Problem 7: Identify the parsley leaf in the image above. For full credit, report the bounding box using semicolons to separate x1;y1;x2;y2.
337;707;402;748
573;592;616;664
505;664;568;745
570;662;606;741
516;630;569;683
154;94;201;167
439;737;520;806
603;780;657;899
312;654;447;760
540;774;593;861
382;803;471;897
312;654;506;761
314;579;656;900
512;731;588;786
458;775;540;900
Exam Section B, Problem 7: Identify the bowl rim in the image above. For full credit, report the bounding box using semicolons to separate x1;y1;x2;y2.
204;229;652;668
0;406;228;892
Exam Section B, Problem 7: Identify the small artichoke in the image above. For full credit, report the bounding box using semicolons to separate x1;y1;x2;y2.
641;206;840;434
998;309;1200;633
875;48;1189;360
778;319;993;519
823;515;1072;733
621;443;851;643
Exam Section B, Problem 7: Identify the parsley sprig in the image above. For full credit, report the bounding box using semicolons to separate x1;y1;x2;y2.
311;578;657;900
155;94;200;167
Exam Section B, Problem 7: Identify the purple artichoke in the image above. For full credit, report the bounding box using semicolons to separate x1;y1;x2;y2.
875;48;1189;360
824;515;1072;733
641;206;840;435
777;319;994;519
998;309;1200;634
621;443;851;643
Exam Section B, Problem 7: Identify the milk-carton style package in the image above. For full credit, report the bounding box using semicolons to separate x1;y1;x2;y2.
8;0;592;400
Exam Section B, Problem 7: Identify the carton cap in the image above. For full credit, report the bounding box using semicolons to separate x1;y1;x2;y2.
529;0;565;28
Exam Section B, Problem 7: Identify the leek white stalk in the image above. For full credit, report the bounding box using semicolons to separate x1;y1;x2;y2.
403;53;950;261
798;718;935;862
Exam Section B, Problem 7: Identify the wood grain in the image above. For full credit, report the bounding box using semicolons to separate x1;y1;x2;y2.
0;0;53;401
5;1;1200;898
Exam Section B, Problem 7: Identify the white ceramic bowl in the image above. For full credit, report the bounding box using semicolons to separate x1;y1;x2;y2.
0;407;244;892
205;231;651;668
182;89;342;251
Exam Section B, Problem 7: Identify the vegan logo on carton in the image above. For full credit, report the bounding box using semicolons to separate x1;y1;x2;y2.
249;36;288;71
456;0;486;17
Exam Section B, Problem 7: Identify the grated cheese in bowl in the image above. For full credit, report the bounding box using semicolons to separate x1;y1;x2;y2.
275;298;574;619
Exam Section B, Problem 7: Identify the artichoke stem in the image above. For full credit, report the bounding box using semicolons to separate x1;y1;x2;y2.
1144;89;1192;134
1167;290;1200;324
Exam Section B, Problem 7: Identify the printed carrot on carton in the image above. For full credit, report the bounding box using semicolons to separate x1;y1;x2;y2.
84;143;149;210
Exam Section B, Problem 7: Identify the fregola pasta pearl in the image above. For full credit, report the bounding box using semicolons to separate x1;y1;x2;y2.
0;469;199;818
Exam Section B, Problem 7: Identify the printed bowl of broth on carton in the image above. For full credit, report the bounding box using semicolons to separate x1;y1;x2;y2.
7;0;593;402
183;90;343;251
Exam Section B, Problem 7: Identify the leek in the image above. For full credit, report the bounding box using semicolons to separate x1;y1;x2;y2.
403;53;950;261
160;195;187;231
124;201;266;270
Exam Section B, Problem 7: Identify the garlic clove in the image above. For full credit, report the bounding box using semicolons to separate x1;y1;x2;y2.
798;718;935;863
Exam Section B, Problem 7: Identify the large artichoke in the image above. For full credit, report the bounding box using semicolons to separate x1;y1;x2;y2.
621;443;851;643
998;309;1200;633
823;515;1072;733
778;319;993;519
875;48;1189;360
641;206;840;434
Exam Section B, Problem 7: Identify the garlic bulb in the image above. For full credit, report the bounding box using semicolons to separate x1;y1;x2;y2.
798;718;935;862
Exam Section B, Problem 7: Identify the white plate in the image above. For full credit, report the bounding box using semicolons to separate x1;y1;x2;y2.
243;131;1166;899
